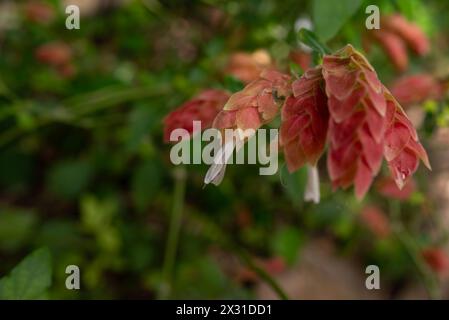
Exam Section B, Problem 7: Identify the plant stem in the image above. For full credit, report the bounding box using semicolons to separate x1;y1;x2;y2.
187;212;290;300
159;167;187;299
0;85;170;149
389;200;441;299
230;244;289;300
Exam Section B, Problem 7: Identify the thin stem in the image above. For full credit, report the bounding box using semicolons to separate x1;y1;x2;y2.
389;200;441;299
0;85;170;149
187;212;290;300
159;167;187;299
230;244;289;300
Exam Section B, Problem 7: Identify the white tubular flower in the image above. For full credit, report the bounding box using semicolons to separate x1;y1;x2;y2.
304;165;320;203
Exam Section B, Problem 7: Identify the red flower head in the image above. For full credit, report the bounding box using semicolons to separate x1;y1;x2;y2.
422;248;449;275
376;176;416;200
323;45;388;199
390;74;444;107
35;42;72;67
322;45;430;198
226;50;272;84
213;69;291;131
360;206;391;238
163;89;230;143
289;49;312;72
187;44;431;199
383;14;430;56
280;67;329;172
24;1;55;24
204;69;290;186
383;91;431;189
364;14;430;72
370;30;408;72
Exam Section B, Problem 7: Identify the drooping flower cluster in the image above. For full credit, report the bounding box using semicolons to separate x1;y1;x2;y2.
322;45;430;198
35;42;76;78
163;89;230;142
164;44;431;201
383;90;431;189
213;69;291;131
322;45;389;198
376;176;416;200
364;14;429;72
24;1;55;24
280;67;328;172
390;74;445;107
225;50;272;84
360;206;391;238
204;70;291;186
422;248;449;275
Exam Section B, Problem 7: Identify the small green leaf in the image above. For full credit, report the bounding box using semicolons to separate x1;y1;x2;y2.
47;160;92;199
298;29;331;56
313;0;362;42
0;208;38;252
223;75;244;93
0;248;52;299
131;160;162;211
271;227;304;265
280;164;307;207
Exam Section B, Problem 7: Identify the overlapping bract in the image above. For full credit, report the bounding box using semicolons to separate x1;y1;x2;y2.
322;45;430;198
383;91;431;189
364;14;429;72
382;14;429;56
280;67;328;172
163;89;230;142
390;74;444;107
225;50;272;84
164;44;430;200
213;69;291;131
323;45;388;199
376;176;416;200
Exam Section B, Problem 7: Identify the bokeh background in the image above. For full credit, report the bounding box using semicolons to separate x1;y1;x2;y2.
1;0;449;299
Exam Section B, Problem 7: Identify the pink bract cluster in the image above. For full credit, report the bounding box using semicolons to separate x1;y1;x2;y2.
164;45;431;200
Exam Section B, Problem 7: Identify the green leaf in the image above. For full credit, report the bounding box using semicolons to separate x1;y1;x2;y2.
312;0;362;42
0;208;38;252
131;160;162;211
81;195;121;253
280;164;307;207
298;29;331;56
0;248;52;299
47;160;92;199
271;227;304;265
223;75;244;93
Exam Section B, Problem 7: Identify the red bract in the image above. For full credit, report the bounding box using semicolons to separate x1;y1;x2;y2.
280;67;329;172
383;14;430;56
422;248;449;275
360;206;391;238
194;44;430;199
323;45;387;199
390;74;444;107
24;1;55;24
322;45;430;198
163;89;230;142
226;50;272;84
370;30;408;72
364;14;429;72
376;176;416;200
383;91;431;189
289;49;312;72
213;69;291;131
35;42;72;67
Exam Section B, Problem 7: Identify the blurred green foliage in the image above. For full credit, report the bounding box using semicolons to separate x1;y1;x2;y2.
0;0;448;299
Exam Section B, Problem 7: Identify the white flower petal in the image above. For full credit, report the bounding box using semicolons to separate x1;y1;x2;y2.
304;165;320;203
